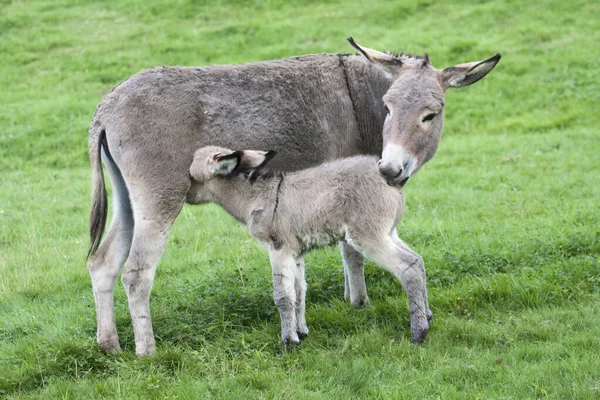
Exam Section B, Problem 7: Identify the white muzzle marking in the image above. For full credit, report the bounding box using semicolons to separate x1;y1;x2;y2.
379;143;418;183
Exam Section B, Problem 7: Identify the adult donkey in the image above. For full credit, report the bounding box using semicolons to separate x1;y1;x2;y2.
88;38;500;355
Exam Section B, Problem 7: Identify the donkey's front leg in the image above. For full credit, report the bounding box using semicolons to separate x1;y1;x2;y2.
339;242;369;306
269;249;299;351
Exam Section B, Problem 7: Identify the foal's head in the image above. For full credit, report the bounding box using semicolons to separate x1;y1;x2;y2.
190;146;276;183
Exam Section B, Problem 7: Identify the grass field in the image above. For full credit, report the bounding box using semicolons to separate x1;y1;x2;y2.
1;0;599;398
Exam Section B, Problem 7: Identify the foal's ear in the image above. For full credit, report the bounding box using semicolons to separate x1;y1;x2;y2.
347;37;403;76
241;150;277;170
210;151;243;176
441;53;501;89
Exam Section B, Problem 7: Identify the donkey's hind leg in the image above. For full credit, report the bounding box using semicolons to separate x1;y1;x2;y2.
88;156;133;353
339;242;369;306
268;249;299;351
356;236;429;344
120;188;185;356
89;215;133;353
293;257;309;340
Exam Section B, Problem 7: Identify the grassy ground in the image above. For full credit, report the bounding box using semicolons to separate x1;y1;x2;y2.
1;0;599;398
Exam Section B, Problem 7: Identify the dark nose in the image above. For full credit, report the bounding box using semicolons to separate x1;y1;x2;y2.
378;160;403;180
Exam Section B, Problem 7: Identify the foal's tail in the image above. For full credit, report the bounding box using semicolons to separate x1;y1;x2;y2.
87;119;109;258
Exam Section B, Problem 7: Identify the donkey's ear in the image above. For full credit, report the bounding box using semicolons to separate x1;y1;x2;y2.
347;37;403;75
241;150;277;170
210;151;242;176
442;53;501;89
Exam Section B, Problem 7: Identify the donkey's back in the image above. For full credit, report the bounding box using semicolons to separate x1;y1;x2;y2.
92;53;361;180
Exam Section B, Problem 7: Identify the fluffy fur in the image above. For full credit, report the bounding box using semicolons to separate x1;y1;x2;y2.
189;146;431;348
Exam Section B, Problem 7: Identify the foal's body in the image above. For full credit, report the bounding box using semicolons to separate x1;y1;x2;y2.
189;147;430;347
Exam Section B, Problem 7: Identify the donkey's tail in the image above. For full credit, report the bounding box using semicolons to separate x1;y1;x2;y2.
87;119;109;258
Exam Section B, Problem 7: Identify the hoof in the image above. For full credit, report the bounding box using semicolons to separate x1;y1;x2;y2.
98;338;121;355
411;326;429;345
279;338;300;355
351;297;370;308
136;349;156;357
427;308;433;322
135;342;156;357
297;331;309;341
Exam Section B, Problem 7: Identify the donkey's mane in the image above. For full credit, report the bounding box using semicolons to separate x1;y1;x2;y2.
385;51;419;59
386;51;430;68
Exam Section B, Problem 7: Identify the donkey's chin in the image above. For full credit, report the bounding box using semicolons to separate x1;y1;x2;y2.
381;169;410;187
387;176;409;187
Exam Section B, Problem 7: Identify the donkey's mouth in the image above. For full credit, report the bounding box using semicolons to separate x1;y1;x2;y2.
384;174;409;187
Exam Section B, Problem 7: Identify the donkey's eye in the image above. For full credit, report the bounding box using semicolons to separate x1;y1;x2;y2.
384;105;390;115
422;113;437;123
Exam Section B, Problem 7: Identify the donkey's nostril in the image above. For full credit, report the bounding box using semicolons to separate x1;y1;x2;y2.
402;161;410;174
378;162;403;180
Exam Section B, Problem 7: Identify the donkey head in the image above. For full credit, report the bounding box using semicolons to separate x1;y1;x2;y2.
348;38;501;186
190;146;276;182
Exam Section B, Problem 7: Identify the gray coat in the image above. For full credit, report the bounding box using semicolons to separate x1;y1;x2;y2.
188;146;428;348
87;39;500;355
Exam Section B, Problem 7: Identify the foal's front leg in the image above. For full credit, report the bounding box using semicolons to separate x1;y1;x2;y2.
392;231;432;322
269;249;299;350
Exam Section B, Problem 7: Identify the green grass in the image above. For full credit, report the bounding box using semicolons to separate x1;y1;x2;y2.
1;0;599;398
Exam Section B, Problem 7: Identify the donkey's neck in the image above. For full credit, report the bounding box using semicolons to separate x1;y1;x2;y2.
207;175;280;224
342;55;393;154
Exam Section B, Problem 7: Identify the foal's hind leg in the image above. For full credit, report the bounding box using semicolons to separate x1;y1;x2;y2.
120;188;185;356
88;158;133;353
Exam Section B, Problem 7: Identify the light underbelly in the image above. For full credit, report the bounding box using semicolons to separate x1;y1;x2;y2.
295;228;346;256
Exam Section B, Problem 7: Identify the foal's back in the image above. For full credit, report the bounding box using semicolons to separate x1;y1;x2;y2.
268;155;405;245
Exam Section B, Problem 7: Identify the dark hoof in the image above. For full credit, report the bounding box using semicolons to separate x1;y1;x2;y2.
297;331;308;341
351;297;370;308
411;327;429;345
427;308;433;322
98;340;121;355
279;339;300;355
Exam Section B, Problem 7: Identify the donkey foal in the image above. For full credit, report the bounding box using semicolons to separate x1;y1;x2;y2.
188;146;432;349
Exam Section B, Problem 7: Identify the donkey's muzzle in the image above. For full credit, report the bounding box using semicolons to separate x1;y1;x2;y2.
378;160;409;187
378;161;402;179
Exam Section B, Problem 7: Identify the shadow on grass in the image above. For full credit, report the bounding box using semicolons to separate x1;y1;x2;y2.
129;229;599;350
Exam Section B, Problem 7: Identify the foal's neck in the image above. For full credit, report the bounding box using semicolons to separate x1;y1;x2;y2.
209;173;281;224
